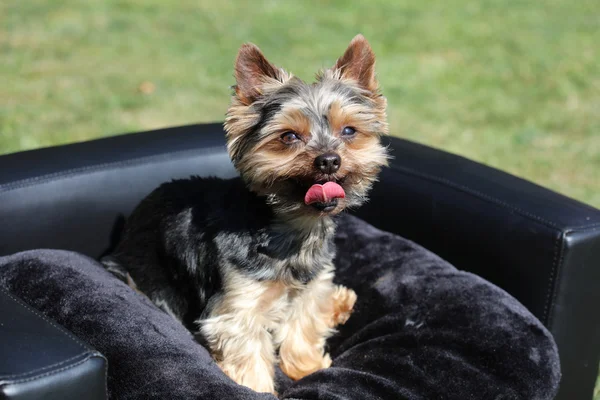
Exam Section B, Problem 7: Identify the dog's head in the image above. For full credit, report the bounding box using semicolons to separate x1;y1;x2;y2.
224;35;389;217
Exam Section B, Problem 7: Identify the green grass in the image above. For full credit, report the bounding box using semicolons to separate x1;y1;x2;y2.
1;0;600;395
1;0;599;209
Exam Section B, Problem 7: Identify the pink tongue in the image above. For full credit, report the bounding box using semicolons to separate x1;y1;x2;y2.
304;182;345;205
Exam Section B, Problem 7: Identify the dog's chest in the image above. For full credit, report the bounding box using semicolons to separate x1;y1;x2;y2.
256;281;305;335
270;231;334;281
215;225;335;283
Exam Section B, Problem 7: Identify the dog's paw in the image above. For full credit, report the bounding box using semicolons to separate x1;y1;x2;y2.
279;350;332;381
331;285;357;327
218;361;276;394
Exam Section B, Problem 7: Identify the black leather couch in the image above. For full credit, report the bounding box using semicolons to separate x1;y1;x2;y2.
0;123;599;399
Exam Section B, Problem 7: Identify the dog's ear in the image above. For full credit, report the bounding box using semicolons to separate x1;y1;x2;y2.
333;34;378;93
234;43;289;105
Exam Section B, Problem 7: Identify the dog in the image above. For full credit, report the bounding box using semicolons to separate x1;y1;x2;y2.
102;34;389;394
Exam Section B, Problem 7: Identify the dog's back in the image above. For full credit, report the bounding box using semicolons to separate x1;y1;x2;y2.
102;176;272;329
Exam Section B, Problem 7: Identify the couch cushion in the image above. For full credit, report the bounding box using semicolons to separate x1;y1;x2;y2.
0;215;560;399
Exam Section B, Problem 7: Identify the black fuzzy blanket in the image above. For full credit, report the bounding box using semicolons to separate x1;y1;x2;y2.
0;215;560;399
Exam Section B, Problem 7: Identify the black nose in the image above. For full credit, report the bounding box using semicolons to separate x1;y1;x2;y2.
314;153;341;174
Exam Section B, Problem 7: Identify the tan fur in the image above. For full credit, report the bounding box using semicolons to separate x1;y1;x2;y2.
330;285;357;326
277;266;338;380
125;272;139;291
224;98;260;161
200;271;289;393
238;149;315;196
200;267;356;393
328;100;388;139
267;107;312;139
234;43;292;104
333;34;379;94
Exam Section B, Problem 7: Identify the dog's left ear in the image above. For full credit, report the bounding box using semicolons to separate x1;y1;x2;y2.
333;34;378;93
234;43;289;105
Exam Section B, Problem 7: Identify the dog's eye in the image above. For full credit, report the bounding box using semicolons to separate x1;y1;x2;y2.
280;131;300;144
341;126;356;137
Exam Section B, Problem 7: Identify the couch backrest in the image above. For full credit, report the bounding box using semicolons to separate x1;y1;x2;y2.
0;123;238;258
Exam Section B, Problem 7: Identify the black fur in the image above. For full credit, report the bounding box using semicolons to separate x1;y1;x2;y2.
102;176;335;331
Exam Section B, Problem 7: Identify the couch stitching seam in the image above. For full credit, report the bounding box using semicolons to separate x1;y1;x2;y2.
565;223;600;234
0;353;89;381
542;232;563;327
0;287;88;351
102;353;109;398
546;232;566;330
1;354;94;385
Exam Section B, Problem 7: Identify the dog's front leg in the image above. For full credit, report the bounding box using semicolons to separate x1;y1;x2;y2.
200;274;282;394
202;314;275;393
276;267;357;381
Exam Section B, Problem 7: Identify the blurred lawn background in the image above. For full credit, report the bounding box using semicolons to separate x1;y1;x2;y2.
1;1;599;210
1;0;599;209
0;0;599;396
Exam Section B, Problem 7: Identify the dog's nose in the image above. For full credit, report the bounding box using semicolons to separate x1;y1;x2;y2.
314;153;341;174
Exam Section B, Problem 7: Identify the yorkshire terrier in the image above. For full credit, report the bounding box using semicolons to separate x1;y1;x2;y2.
102;34;389;394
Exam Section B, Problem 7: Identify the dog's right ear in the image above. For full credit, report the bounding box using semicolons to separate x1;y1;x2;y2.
332;34;378;94
234;44;289;105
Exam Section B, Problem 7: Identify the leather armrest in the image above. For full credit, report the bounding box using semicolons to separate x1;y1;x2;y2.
0;287;107;400
354;137;600;400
